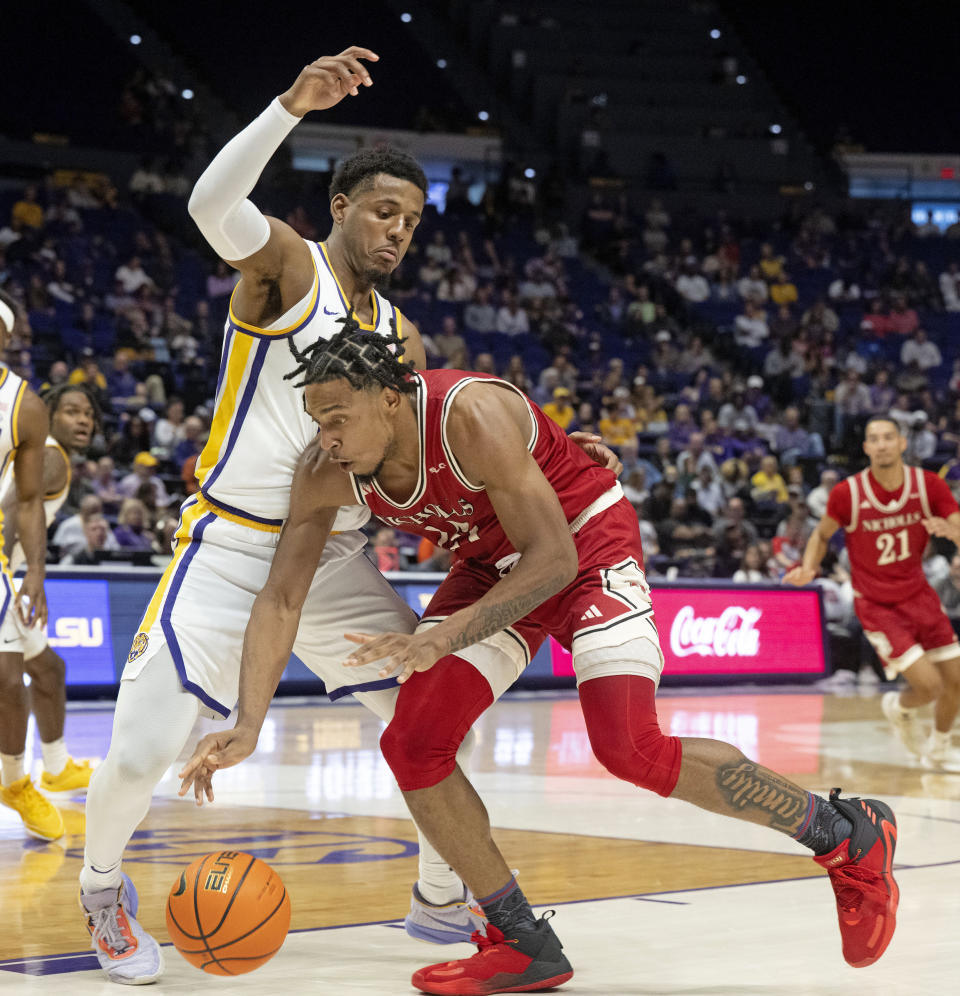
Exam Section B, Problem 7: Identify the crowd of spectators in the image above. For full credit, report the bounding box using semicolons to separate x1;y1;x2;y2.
3;161;960;586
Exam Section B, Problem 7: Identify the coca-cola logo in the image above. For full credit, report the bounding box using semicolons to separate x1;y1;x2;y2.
669;605;762;658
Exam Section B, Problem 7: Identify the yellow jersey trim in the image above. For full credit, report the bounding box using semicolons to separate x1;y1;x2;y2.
227;253;320;336
318;242;379;330
10;381;26;450
43;440;71;501
196;333;255;485
195;494;282;533
137;500;208;634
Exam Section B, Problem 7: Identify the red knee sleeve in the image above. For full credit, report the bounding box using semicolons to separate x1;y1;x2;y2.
380;655;493;791
578;674;682;797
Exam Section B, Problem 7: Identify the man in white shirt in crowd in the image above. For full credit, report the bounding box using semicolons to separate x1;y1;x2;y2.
113;256;155;295
52;495;121;559
463;285;497;335
736;264;768;303
675;262;710;304
733;300;770;350
938;262;960;312
806;468;839;523
900;328;942;371
677;432;718;476
495;290;530;336
833;370;872;443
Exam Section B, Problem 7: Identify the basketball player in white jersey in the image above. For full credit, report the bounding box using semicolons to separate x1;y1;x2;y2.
0;384;99;806
78;47;605;984
0;288;57;839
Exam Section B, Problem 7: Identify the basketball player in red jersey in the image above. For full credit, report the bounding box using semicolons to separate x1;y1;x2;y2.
181;329;901;991
787;415;960;769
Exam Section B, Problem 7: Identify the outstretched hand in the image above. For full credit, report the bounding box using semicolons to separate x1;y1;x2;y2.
177;726;259;805
343;631;442;684
783;566;817;587
279;47;379;117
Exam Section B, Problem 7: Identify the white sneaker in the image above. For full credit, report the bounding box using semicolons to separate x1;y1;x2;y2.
80;873;163;984
404;883;488;944
857;666;881;687
881;690;927;757
814;670;857;692
921;735;960;772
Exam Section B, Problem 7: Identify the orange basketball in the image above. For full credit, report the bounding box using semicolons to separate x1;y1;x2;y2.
165;850;291;975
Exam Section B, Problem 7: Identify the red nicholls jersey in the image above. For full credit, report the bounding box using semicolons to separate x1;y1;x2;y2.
827;465;958;604
348;370;619;570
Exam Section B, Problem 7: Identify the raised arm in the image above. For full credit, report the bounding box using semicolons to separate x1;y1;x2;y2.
784;513;841;587
11;391;50;626
187;47;379;327
178;441;355;802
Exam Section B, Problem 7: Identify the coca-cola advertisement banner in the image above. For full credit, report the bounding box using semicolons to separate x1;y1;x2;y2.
551;585;828;681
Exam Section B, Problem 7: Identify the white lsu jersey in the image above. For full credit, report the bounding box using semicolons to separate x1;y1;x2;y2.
0;434;70;571
0;365;28;560
195;240;407;533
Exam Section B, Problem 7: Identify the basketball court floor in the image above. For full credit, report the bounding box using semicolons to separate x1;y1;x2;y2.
1;685;957;994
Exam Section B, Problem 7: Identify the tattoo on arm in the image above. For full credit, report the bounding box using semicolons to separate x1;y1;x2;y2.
439;575;565;656
715;761;808;833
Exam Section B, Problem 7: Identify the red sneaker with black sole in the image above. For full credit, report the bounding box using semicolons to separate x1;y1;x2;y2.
412;913;573;995
814;788;899;968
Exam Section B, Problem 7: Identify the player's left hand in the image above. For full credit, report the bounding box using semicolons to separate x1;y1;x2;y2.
16;569;47;628
568;432;623;475
343;631;441;684
923;516;957;540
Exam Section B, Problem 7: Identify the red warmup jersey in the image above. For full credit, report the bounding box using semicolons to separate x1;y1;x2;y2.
348;370;619;569
827;465;959;604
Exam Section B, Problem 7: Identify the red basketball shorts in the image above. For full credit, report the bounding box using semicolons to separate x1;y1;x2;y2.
856;584;960;677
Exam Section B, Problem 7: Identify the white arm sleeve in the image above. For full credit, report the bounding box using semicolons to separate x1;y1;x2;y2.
187;97;300;262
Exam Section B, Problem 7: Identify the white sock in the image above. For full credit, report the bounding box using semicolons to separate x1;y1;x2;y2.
417;840;465;906
416;728;477;905
80;862;123;895
1;752;25;787
81;648;201;899
897;696;921;717
931;729;951;749
41;738;68;776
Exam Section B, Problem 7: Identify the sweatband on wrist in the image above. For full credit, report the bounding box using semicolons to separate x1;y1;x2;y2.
187;98;301;262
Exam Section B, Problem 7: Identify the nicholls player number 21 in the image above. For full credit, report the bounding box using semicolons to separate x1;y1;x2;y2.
786;414;960;770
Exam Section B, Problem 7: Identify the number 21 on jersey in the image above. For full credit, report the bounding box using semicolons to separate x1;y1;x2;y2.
876;528;909;565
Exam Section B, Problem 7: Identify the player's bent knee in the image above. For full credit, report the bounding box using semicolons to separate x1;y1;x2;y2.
380;722;459;791
588;721;681;798
380;655;493;792
910;670;944;700
108;748;171;788
25;651;65;688
578;670;681;798
0;663;24;697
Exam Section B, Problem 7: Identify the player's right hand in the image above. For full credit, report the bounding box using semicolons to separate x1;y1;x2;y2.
177;726;259;806
783;566;816;586
279;47;379;117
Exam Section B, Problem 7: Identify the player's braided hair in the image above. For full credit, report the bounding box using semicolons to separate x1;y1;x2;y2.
284;309;416;395
41;381;103;433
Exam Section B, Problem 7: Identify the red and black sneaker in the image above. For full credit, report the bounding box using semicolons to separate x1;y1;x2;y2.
813;788;899;968
412;912;573;995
